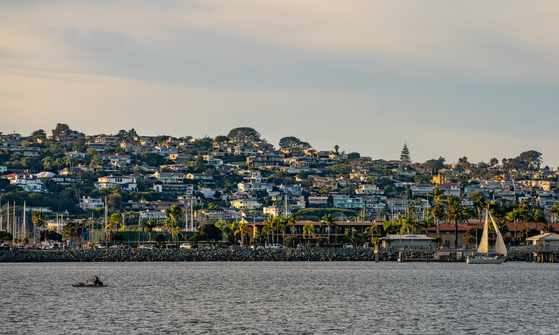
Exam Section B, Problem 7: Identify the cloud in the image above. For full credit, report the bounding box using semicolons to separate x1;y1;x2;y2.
1;1;559;166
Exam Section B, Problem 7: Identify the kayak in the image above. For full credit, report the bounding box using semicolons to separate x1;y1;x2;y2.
72;284;108;287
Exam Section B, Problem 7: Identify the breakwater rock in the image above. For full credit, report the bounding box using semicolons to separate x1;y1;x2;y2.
0;249;401;262
1;249;552;262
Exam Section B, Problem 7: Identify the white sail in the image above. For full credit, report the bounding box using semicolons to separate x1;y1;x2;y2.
477;211;489;253
490;214;508;256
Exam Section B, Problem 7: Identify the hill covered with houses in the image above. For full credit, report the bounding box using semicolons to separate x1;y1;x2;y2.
1;123;558;247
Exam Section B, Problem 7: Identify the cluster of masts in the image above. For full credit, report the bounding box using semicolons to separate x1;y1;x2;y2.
0;200;28;244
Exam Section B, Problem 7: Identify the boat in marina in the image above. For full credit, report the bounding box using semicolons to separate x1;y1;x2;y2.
467;212;507;264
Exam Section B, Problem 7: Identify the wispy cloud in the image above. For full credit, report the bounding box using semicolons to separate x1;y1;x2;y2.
1;1;559;166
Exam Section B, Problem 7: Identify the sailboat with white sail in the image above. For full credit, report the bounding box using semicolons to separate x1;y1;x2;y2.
467;211;507;264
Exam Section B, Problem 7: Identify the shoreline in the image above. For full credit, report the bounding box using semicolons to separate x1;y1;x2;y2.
0;249;548;263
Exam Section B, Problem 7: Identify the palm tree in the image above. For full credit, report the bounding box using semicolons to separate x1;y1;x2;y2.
344;228;360;246
163;218;173;232
234;222;251;247
165;205;183;229
549;203;559;223
506;209;520;245
32;210;46;230
142;219;157;242
365;223;379;244
445;196;473;249
321;214;338;245
430;186;446;204
287;213;301;238
472;196;488;220
302;223;316;247
382;220;398;234
276;216;289;245
429;203;445;237
263;217;273;245
170;226;183;243
419;217;434;235
532;209;547;233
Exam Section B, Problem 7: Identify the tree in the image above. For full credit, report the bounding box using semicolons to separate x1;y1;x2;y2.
321;214;338;245
227;127;261;143
331;164;352;176
344;228;360;246
234;222;250;246
142;219;158;241
347;152;360;159
278;136;311;149
153;234;166;243
400;144;411;165
62;221;85;241
197;224;223;242
165;205;183;229
214;135;229;143
302;223;316;247
32;210;46;230
52;123;70;136
365;223;380;244
549;203;559;223
423;157;445;174
39;230;62;243
334;145;339;154
170;226;183;243
445;196;473;249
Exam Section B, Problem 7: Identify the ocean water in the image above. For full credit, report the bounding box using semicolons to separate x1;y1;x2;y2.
1;262;558;334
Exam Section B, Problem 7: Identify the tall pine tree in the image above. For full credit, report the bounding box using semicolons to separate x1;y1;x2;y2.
400;144;411;165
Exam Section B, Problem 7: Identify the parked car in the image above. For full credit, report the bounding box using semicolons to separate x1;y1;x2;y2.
165;244;178;249
267;244;285;249
0;244;10;251
138;244;155;249
344;243;354;249
179;243;191;249
94;244;108;249
24;245;38;250
297;243;306;249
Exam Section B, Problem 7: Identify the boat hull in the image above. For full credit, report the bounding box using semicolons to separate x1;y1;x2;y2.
72;284;108;287
466;258;505;264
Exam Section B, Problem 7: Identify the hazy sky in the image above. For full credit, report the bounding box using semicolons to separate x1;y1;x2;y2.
1;1;559;167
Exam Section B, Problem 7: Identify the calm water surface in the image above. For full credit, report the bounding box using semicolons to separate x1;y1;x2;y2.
1;262;558;334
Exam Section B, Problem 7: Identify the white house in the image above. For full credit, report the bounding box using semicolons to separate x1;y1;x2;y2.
198;187;216;199
10;174;46;192
95;175;137;191
279;184;303;195
263;204;291;217
331;194;364;209
153;184;194;196
100;154;131;165
151;171;185;184
230;199;262;210
356;184;378;195
65;151;89;159
203;155;224;166
0;165;7;174
438;183;461;197
80;196;104;210
237;182;273;194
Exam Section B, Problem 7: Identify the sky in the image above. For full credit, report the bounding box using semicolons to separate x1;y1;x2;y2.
1;1;559;167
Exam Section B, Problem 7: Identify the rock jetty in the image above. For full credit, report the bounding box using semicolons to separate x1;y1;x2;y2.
0;249;551;262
